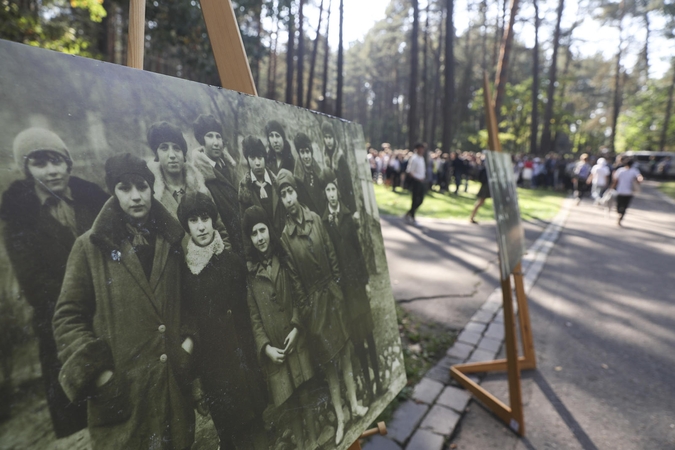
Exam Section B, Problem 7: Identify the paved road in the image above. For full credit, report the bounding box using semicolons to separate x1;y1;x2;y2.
381;213;547;330
449;183;675;450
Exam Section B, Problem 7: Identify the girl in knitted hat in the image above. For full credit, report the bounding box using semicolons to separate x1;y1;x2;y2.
177;192;267;449
53;153;196;449
243;205;317;448
275;169;368;445
265;120;295;175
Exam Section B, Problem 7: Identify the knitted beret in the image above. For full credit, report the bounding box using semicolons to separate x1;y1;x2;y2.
321;121;335;137
293;132;313;152
104;153;155;193
242;205;271;236
13;127;71;169
265;120;286;139
193;114;223;146
275;168;297;191
147;122;187;156
242;136;267;160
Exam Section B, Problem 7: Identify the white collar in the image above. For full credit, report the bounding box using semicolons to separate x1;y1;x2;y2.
185;232;225;275
328;203;340;215
250;169;272;185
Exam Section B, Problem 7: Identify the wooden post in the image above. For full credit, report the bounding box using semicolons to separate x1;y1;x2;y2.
347;422;387;450
126;0;146;69
449;72;536;436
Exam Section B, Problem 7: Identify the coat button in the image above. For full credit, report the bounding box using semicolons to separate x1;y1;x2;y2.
227;310;232;316
159;354;167;363
158;324;166;333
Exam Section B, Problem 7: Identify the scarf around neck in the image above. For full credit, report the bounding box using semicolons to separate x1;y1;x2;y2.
186;231;225;275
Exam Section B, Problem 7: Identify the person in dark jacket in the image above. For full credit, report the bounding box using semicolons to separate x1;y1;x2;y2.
243;206;317;447
276;169;368;446
450;152;465;195
265;120;295;175
469;155;491;224
53;153;196;449
191;114;244;257
178;192;267;450
238;136;285;238
320;121;357;214
320;172;383;399
293;132;326;215
0;128;108;438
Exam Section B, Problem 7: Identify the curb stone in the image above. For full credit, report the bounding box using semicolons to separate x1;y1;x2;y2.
363;199;572;450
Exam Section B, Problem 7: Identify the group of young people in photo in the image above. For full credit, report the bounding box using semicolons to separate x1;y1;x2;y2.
0;115;383;449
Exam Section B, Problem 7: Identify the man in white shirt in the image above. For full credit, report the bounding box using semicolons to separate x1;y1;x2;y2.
404;143;427;224
590;157;611;203
610;159;643;226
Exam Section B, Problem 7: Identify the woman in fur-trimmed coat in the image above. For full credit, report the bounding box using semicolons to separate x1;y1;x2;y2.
53;154;196;450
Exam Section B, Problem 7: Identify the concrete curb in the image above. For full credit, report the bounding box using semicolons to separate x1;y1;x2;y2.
364;199;573;450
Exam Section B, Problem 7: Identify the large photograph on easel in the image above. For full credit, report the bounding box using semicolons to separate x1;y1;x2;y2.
0;40;405;450
483;150;525;280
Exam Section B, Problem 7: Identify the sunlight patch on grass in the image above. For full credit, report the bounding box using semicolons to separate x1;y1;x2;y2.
373;182;566;222
658;181;675;200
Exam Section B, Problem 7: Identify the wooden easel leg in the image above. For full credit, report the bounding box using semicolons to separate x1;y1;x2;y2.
513;263;536;369
501;276;525;435
126;0;146;69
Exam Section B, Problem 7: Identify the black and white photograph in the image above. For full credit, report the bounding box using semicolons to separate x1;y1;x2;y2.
0;39;406;450
483;150;525;280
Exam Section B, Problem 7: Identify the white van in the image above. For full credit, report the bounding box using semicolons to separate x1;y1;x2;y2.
619;151;674;178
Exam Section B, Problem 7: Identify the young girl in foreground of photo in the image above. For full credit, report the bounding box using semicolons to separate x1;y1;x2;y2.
177;192;267;449
243;205;318;448
275;169;368;446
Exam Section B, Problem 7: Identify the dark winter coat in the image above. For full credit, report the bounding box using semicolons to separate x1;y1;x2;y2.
0;176;108;437
52;198;195;450
238;170;285;238
203;163;244;257
280;206;348;365
321;203;374;341
247;256;314;407
294;159;326;215
324;147;356;212
182;245;266;431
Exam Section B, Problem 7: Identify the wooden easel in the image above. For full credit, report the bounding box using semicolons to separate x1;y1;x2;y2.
125;0;386;447
449;73;536;436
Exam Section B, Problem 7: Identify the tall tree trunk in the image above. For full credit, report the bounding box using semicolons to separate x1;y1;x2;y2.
641;11;650;81
306;0;325;108
253;0;263;89
429;6;444;147
529;0;540;154
609;3;625;153
539;0;564;154
336;0;344;117
659;59;675;151
320;0;332;113
285;10;295;105
268;17;279;99
421;1;430;143
480;0;487;73
408;0;420;150
297;0;305;107
441;0;455;152
493;0;521;120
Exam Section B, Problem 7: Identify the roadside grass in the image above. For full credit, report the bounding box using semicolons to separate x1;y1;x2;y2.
371;305;456;427
658;181;675;199
374;182;566;222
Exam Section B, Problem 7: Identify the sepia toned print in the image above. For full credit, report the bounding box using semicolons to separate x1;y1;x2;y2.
0;39;405;449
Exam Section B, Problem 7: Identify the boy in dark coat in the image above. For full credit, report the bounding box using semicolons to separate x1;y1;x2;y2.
265;120;295;175
238;136;285;238
178;192;267;450
53;153;196;449
320;172;383;399
293;132;326;215
0;128;108;438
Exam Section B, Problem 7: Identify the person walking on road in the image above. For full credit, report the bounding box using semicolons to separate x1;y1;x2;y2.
404;143;427;224
611;159;643;226
469;154;490;224
589;157;611;204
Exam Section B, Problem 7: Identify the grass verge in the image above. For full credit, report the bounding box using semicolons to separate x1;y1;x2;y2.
658;181;675;199
371;305;456;427
374;182;566;222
